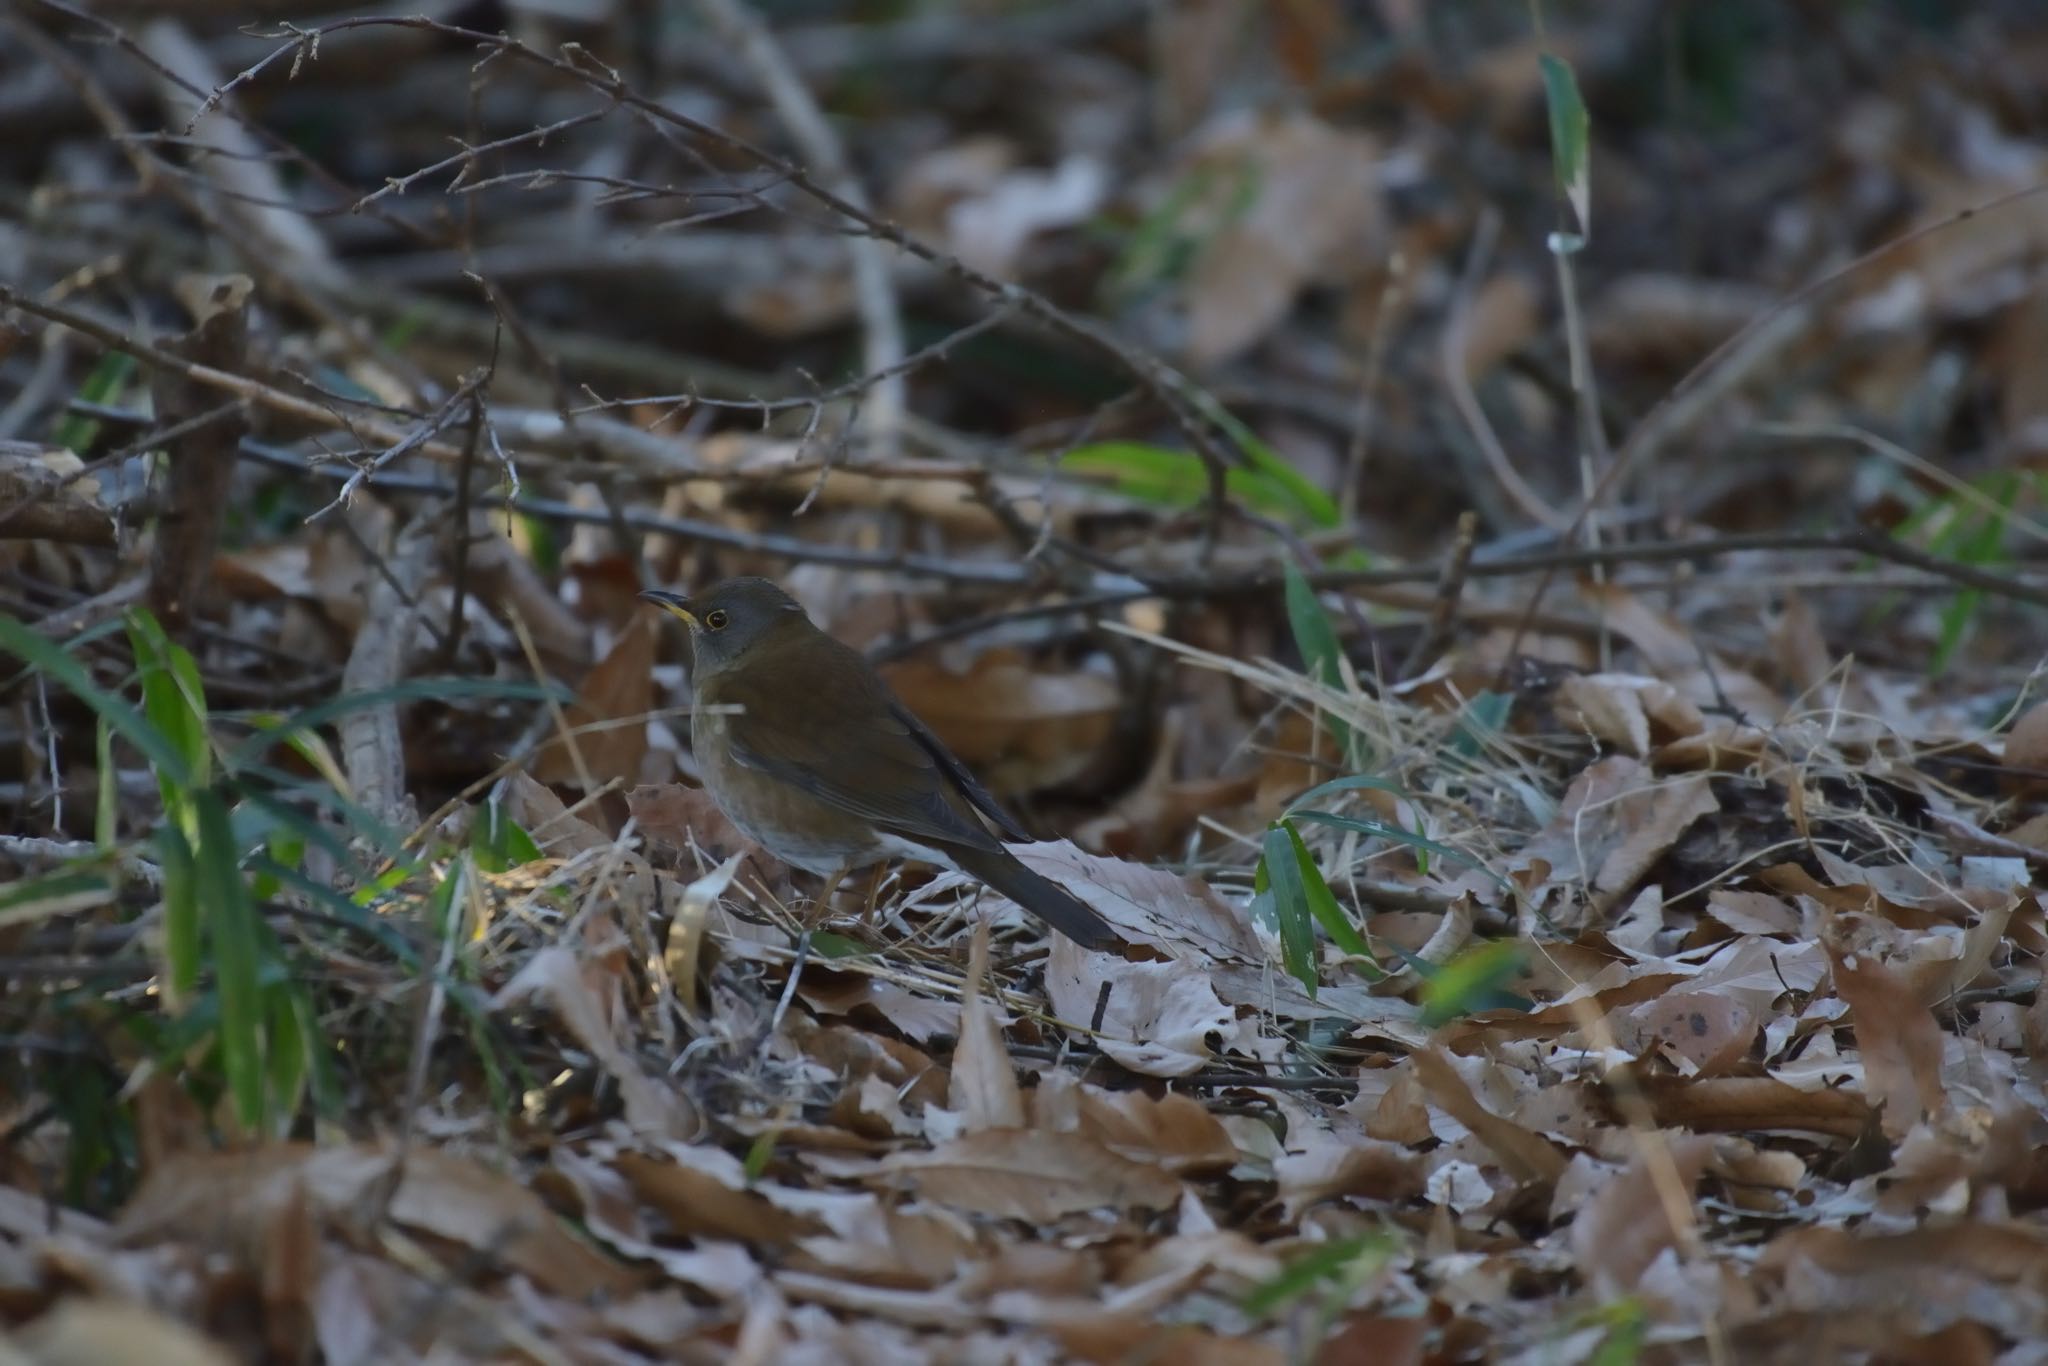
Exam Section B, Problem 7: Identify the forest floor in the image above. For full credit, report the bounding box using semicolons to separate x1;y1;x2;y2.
5;2;2048;1362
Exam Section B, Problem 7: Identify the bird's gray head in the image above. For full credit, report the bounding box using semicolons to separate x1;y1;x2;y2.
639;576;811;679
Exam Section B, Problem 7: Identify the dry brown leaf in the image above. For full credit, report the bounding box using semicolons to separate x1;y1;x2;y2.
627;782;766;866
951;919;1025;1129
12;1300;237;1366
1457;270;1540;378
1619;991;1759;1074
1009;841;1420;1034
1179;110;1383;365
1053;1320;1284;1366
1827;939;1947;1139
1044;939;1231;1076
1638;1074;1871;1138
1512;759;1720;924
612;1150;818;1246
499;770;612;858
1408;1049;1566;1185
2006;699;2048;774
1567;1135;1716;1298
116;1144;634;1301
1273;1135;1422;1217
1071;1088;1237;1176
532;613;654;787
883;1130;1181;1220
492;944;699;1139
1556;672;1652;756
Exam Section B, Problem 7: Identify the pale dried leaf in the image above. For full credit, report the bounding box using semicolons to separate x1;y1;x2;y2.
950;919;1025;1129
883;1130;1181;1219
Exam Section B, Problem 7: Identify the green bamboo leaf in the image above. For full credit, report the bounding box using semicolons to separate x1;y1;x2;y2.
1287;773;1405;812
1242;1230;1398;1317
1282;560;1360;760
1281;821;1379;974
192;790;266;1128
248;856;423;967
52;350;136;452
1260;825;1319;998
265;985;312;1132
1288;809;1509;887
155;822;201;1003
125;610;211;790
1420;940;1530;1026
0;613;190;786
1539;52;1591;235
1449;690;1514;759
1194;397;1342;529
474;797;546;873
0;867;118;929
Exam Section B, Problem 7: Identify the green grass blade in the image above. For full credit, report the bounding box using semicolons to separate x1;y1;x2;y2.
0;614;192;787
1260;825;1319;998
1540;51;1591;233
228;678;563;771
1288;809;1508;886
192;789;266;1130
1286;773;1405;811
1242;1230;1398;1317
1420;940;1530;1026
155;822;201;1003
1281;821;1380;975
0;866;118;929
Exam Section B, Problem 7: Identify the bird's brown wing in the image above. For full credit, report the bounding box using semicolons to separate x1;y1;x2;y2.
707;630;1005;853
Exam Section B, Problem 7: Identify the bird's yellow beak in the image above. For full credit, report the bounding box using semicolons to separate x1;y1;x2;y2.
637;588;697;627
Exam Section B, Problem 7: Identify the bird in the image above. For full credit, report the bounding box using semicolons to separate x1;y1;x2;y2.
639;577;1120;951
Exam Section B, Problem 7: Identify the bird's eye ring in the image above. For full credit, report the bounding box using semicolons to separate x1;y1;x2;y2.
704;609;729;630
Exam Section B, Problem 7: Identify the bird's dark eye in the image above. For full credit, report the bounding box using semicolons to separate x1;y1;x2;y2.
704;609;729;630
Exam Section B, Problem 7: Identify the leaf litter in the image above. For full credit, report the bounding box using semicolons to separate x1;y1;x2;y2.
5;4;2048;1363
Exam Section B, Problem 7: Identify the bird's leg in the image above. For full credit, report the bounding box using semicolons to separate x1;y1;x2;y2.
807;861;852;929
856;863;886;927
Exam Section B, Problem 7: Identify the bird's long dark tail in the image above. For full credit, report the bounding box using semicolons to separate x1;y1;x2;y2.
949;845;1119;950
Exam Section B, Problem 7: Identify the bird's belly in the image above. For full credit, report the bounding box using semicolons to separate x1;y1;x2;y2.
694;711;889;875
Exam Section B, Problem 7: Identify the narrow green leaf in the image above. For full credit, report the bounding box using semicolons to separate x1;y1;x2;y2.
52;351;136;452
193;790;266;1129
1539;52;1591;233
156;822;201;1004
808;931;869;960
474;797;545;873
1420;940;1530;1026
1449;690;1514;759
0;613;191;786
1260;826;1319;998
233;765;410;862
1589;1300;1647;1366
742;1127;780;1184
125;610;211;789
1282;561;1360;760
248;856;422;967
1289;809;1508;886
1283;561;1343;689
265;985;312;1134
1193;396;1342;529
0;867;118;928
1281;821;1379;974
1287;773;1405;812
1242;1231;1398;1317
95;716;118;850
